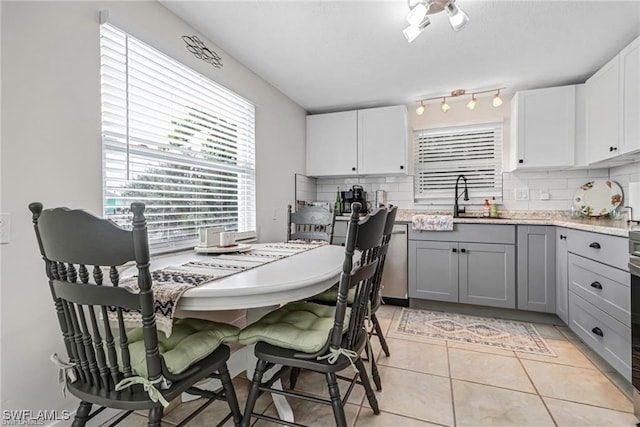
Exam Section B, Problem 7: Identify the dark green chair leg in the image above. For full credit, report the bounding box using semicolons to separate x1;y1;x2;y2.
219;363;242;426
372;313;390;357
370;356;382;391
356;358;380;414
325;372;347;427
289;367;301;389
241;359;268;427
71;401;92;427
147;407;163;427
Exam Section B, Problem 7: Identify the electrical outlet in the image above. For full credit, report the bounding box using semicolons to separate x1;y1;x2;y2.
0;213;11;244
539;189;550;200
514;188;529;201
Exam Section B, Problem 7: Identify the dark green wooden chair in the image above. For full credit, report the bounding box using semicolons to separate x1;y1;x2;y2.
29;202;243;427
238;203;386;427
287;204;336;244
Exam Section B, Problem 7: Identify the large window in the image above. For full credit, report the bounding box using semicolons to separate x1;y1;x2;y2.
414;122;503;203
100;24;256;252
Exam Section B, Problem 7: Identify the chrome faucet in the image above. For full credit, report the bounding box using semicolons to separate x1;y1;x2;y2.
453;175;469;217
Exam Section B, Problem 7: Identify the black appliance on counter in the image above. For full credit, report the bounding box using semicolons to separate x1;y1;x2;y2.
341;185;368;215
630;230;640;420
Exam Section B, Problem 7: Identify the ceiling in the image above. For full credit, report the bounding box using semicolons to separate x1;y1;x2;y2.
160;0;640;114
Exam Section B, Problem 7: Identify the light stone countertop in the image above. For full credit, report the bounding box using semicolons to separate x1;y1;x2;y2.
396;210;635;238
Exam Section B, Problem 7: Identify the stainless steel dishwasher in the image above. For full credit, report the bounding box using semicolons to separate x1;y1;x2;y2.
380;223;408;303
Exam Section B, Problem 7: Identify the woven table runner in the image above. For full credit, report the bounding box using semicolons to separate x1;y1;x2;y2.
113;241;326;337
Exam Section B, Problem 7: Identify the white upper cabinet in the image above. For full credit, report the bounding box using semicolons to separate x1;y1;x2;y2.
306;111;358;176
586;55;621;164
586;35;640;164
620;36;640;155
306;106;408;177
509;85;576;171
357;106;408;175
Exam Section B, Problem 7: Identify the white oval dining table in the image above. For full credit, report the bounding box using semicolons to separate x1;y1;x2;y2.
149;243;346;424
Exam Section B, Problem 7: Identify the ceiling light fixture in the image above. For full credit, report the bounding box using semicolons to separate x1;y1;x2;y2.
403;0;469;42
415;87;506;115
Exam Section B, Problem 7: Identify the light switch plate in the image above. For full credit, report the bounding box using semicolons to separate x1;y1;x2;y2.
514;188;529;201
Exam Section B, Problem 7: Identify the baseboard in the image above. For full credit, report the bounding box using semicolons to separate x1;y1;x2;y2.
382;297;409;307
408;299;564;325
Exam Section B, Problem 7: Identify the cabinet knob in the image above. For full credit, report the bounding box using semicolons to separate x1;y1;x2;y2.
591;327;604;337
351;167;356;171
590;281;603;290
560;235;566;240
518;159;524;164
460;248;466;253
588;242;601;249
609;146;618;152
400;165;404;170
452;248;457;253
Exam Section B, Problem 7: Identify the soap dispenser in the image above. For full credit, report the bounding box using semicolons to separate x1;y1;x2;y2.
489;197;498;218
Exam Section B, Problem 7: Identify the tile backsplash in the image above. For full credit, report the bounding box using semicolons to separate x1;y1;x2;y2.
297;159;639;215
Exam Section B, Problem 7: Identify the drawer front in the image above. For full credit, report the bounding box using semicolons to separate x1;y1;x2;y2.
566;229;629;271
568;253;630;326
408;223;515;244
569;292;631;380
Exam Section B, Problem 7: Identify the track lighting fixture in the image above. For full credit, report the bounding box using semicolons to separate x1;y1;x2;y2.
441;98;451;112
415;87;506;115
493;89;503;107
404;0;469;42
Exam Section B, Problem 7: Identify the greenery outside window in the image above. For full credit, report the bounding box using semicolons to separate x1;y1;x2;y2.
100;24;256;252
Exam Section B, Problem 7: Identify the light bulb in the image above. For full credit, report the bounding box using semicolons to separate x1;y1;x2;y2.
441;98;451;112
416;102;425;115
467;95;477;110
402;17;431;43
493;91;503;107
406;3;428;27
445;2;469;31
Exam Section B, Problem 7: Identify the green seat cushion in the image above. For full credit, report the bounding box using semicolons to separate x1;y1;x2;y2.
125;318;240;377
309;284;355;305
238;301;350;353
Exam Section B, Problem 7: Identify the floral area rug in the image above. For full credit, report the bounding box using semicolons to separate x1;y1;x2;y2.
393;308;555;356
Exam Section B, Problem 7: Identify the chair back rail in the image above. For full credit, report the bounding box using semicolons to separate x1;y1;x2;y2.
29;202;161;396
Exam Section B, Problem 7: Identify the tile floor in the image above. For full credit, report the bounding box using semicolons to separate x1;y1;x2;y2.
104;305;637;426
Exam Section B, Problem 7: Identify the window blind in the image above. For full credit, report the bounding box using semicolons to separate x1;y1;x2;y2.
100;24;256;252
414;123;503;202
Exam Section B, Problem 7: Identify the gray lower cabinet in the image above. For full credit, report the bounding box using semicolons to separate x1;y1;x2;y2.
555;227;569;324
517;225;556;313
459;242;516;308
408;224;516;309
408;240;458;302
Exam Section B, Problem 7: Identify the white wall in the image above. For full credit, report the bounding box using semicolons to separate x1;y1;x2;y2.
0;0;306;413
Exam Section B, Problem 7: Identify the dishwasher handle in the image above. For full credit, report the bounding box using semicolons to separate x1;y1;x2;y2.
391;230;406;235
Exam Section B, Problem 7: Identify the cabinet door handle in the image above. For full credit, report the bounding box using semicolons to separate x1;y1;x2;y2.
560;235;566;240
351;167;356;171
518;159;524;164
609;146;618;152
589;242;601;249
460;248;466;253
452;248;457;253
400;165;404;170
591;327;604;337
590;281;603;290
